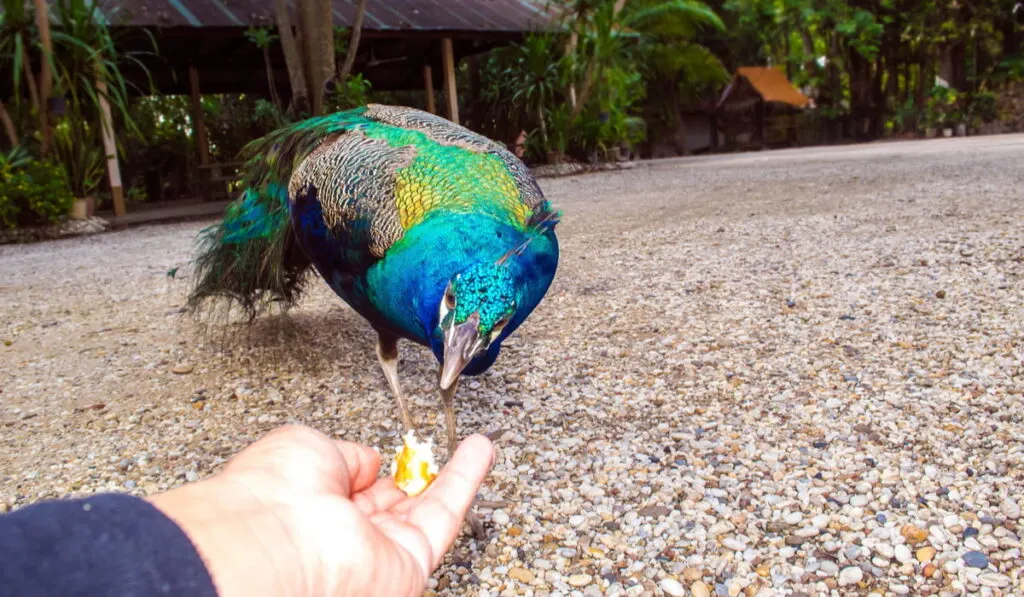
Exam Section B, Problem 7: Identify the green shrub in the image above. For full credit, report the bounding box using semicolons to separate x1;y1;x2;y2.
0;157;75;229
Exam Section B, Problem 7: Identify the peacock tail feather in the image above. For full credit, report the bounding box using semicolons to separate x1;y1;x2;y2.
187;181;310;319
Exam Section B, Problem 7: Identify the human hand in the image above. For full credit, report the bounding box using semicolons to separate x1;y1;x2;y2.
149;425;494;597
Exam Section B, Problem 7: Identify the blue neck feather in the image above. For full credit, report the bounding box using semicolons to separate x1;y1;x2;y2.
364;212;558;375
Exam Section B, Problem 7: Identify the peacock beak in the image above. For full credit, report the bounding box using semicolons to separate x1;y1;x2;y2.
440;311;482;390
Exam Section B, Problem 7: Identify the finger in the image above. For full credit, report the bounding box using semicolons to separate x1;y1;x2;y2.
352;477;408;515
399;434;494;568
333;440;382;495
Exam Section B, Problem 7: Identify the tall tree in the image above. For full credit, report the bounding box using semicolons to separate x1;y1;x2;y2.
298;0;335;115
338;0;368;82
274;0;309;115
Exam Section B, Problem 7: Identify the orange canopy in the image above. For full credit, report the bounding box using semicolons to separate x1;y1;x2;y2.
719;66;810;109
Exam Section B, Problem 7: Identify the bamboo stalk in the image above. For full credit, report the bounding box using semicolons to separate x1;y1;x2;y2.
95;71;125;217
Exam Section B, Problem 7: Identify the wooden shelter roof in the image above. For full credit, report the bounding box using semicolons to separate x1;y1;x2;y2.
98;0;552;33
2;1;556;96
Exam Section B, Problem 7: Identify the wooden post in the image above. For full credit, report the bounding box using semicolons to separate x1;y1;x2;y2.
188;65;211;202
423;64;436;114
441;37;459;125
95;74;126;217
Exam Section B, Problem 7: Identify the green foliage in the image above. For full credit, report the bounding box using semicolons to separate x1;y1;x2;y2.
327;73;372;111
244;27;278;49
966;90;998;124
0;156;74;228
0;145;31;169
721;0;1021;140
52;116;105;197
49;0;155;143
205;95;287;162
925;85;960;127
0;0;37;109
482;0;724;161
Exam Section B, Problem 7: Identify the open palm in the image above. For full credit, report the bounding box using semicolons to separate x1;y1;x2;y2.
151;425;495;597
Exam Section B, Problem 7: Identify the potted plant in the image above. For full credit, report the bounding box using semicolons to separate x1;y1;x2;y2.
53;114;105;219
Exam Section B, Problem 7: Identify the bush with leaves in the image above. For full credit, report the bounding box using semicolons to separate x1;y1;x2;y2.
0;154;74;228
326;73;372;112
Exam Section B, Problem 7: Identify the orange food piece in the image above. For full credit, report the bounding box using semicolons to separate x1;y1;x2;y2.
391;431;438;496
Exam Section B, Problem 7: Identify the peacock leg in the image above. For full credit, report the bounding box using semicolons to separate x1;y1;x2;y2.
440;378;460;459
376;332;415;433
440;378;486;539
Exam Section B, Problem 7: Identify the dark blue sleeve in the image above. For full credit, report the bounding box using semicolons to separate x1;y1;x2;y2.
0;492;218;597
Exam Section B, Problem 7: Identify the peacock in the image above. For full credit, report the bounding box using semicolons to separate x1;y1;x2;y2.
187;104;560;462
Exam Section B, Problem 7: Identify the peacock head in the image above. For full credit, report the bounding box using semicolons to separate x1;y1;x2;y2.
437;261;517;390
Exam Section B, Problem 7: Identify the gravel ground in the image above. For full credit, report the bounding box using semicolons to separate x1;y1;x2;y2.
2;134;1023;597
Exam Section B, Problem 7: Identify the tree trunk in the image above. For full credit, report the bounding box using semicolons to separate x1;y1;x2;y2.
298;0;333;115
264;46;281;110
274;0;309;115
798;27;820;81
916;53;933;111
33;0;53;155
564;0;588;109
949;40;966;90
317;0;336;107
338;0;367;82
0;100;18;147
570;60;599;123
783;29;793;81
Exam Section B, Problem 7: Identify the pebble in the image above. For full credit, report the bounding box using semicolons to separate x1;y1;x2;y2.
894;544;912;564
658;578;685;596
916;546;936;563
4;138;1024;597
568;574;593;587
901;525;928;544
691;581;711;597
722;536;746;551
962;551;989;569
508;567;534;583
171;364;194;374
838;567;863;586
979;572;1010;588
1001;498;1021;520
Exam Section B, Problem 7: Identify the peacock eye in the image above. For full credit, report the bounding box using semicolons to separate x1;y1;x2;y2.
495;314;511;329
444;289;456;310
